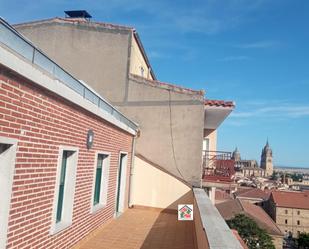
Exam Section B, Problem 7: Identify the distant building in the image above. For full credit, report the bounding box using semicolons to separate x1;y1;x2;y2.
265;191;309;238
216;199;283;249
233;187;270;204
232;148;266;177
260;141;274;177
233;141;274;178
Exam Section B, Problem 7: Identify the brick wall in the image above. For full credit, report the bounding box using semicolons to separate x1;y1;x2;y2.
0;68;133;249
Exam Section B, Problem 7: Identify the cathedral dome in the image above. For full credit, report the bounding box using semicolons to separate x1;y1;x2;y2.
232;147;241;161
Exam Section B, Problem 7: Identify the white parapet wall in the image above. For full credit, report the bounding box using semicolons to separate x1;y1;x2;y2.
193;188;244;249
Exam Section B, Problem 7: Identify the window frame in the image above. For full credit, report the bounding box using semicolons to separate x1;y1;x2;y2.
114;151;128;216
90;151;111;213
50;146;78;235
0;137;18;249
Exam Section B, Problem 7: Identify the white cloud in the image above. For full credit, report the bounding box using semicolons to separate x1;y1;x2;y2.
238;40;280;49
231;104;309;119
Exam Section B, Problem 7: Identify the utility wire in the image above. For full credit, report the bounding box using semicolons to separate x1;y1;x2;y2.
168;89;186;181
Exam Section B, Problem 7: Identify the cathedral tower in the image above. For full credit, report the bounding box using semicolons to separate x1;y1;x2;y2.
260;140;273;177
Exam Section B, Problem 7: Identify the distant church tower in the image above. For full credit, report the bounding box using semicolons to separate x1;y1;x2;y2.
232;147;241;162
260;140;273;177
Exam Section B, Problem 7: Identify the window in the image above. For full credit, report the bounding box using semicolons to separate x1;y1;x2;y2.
140;66;144;77
297;220;300;225
285;219;288;224
91;153;110;213
285;210;288;214
50;147;78;234
0;137;17;249
298;210;300;215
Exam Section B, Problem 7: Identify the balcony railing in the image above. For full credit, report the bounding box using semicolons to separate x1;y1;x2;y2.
202;150;235;182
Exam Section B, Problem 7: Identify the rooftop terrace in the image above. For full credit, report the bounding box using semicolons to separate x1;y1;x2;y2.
72;189;244;249
73;207;196;249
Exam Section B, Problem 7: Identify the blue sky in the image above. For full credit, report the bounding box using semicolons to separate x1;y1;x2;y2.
1;0;309;167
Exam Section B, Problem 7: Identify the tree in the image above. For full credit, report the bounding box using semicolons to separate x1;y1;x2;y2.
298;232;309;249
227;214;275;249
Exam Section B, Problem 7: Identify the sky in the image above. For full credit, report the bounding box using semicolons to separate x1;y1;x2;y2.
1;0;309;167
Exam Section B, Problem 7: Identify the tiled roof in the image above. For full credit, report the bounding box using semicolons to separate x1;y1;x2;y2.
240;200;282;236
234;188;270;201
216;199;243;220
215;189;233;204
204;99;235;108
271;190;309;209
216;199;283;236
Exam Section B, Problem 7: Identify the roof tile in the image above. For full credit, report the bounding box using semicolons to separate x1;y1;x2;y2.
271;190;309;209
204;99;235;108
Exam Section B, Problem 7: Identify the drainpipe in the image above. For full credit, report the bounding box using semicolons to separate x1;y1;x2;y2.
128;131;138;208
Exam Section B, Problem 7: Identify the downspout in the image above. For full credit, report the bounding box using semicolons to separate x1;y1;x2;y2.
128;130;138;208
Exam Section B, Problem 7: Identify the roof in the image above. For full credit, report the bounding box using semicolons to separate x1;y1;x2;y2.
234;187;270;201
270;190;309;209
216;199;283;236
216;198;243;220
240;201;282;236
14;17;157;80
204;99;235;108
215;189;233;203
14;17;134;32
129;74;204;96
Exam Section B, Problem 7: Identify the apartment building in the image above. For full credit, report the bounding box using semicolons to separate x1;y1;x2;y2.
265;191;309;238
0;12;244;248
15;12;234;209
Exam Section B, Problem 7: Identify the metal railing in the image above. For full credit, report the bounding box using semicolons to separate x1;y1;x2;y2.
0;18;138;132
202;150;235;182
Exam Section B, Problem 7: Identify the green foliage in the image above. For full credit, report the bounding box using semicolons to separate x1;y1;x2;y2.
227;214;275;249
270;171;279;180
298;232;309;248
287;173;303;182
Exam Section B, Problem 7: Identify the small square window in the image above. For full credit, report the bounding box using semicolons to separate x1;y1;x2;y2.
297;220;300;225
285;210;288;214
297;210;300;215
285;219;288;224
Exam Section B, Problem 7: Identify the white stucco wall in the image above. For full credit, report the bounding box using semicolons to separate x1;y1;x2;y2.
131;156;192;210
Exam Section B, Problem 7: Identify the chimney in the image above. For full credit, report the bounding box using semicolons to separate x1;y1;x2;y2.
64;10;92;21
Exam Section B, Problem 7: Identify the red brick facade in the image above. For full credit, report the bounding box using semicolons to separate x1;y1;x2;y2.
0;67;133;248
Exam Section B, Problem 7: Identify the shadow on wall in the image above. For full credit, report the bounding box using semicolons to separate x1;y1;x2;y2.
138;191;199;249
